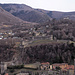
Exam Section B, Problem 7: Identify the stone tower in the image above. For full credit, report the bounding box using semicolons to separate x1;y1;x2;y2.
1;62;7;74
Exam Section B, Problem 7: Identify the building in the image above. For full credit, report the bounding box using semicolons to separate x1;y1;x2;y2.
4;73;8;75
16;73;29;75
24;62;41;70
50;35;53;40
64;65;74;75
1;61;13;74
53;63;68;70
41;62;50;70
69;70;74;75
0;35;3;39
1;62;7;74
65;65;74;70
50;65;53;70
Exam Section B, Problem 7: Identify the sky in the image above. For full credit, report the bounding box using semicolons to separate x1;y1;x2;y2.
0;0;75;12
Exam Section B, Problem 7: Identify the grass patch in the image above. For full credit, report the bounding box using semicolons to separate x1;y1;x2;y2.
28;39;69;47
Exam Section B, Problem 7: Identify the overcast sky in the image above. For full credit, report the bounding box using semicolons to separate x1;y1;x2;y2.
0;0;75;12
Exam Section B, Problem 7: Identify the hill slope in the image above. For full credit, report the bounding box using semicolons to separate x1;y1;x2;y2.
0;4;51;23
0;3;75;22
36;9;75;20
0;6;25;25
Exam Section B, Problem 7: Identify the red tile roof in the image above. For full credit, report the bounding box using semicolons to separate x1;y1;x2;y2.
65;65;74;70
5;73;8;75
53;63;68;66
41;62;50;65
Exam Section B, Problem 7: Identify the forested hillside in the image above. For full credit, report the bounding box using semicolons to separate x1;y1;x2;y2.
0;42;75;64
